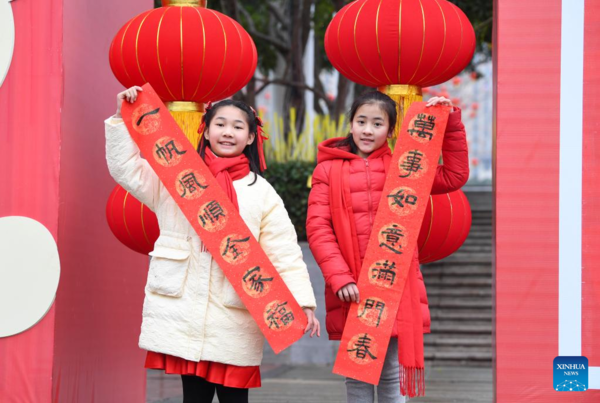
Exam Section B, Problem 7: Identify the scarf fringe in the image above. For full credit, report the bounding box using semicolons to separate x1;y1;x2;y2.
399;364;425;398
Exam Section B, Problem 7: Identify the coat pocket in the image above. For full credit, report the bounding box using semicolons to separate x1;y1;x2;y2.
221;275;247;310
147;235;191;297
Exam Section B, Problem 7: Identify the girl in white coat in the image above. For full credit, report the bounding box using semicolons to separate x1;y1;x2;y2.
105;86;320;403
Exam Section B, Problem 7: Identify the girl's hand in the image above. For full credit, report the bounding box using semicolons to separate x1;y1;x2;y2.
303;308;321;338
115;86;143;118
426;96;453;108
337;283;360;303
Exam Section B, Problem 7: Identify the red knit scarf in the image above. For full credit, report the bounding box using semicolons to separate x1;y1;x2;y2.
328;144;425;398
203;149;250;212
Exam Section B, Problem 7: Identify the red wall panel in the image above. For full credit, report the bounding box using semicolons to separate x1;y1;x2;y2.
495;0;600;401
53;2;153;402
0;0;63;400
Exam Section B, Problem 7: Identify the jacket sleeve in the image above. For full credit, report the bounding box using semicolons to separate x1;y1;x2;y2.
306;162;356;294
259;183;317;310
430;107;470;195
105;117;161;212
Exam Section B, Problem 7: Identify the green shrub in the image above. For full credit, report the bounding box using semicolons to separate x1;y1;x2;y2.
263;161;316;241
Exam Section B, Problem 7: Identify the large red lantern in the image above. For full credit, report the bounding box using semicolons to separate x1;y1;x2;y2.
417;189;472;264
109;0;257;105
107;0;258;256
325;0;475;89
325;0;475;132
106;185;160;255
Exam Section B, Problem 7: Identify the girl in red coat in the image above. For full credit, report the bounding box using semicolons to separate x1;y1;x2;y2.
306;91;469;403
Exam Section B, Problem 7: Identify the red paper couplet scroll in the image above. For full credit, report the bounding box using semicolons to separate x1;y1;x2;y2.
121;84;307;353
333;102;451;383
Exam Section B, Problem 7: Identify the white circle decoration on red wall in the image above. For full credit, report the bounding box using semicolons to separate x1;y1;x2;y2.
0;216;61;338
0;0;15;88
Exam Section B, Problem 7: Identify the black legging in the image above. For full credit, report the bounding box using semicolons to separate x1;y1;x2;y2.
181;375;249;403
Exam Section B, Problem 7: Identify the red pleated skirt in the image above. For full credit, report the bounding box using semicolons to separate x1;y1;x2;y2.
145;351;261;389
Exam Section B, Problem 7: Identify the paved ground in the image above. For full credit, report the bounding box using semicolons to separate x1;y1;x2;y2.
147;364;493;402
146;243;494;402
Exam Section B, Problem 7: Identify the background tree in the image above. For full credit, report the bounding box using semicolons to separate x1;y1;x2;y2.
154;0;492;129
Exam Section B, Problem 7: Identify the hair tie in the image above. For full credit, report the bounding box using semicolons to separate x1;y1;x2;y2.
250;106;269;172
197;101;214;136
196;101;215;152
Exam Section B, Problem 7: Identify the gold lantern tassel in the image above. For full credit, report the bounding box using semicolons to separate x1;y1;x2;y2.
166;101;205;149
378;85;423;137
161;0;206;149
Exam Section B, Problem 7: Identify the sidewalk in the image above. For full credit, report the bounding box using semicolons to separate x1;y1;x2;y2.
147;364;493;402
146;243;493;402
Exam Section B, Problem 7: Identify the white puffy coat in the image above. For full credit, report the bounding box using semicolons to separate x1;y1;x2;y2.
105;118;317;366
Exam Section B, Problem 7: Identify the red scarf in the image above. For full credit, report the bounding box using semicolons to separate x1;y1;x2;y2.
203;149;250;212
328;143;425;398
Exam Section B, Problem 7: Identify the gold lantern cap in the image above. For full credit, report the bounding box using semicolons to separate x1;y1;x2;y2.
378;85;422;96
162;0;206;7
166;101;205;113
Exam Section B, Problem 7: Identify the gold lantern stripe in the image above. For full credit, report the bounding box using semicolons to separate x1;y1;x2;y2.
331;5;355;83
120;19;135;82
180;7;186;99
407;0;427;83
353;0;381;84
123;192;145;251
396;0;403;82
338;2;378;87
426;5;464;85
135;13;152;85
213;17;244;101
375;0;393;83
419;195;434;253
415;0;447;86
140;202;152;245
455;191;469;252
157;8;177;100
190;7;207;100
108;186;118;233
421;193;453;262
202;9;228;100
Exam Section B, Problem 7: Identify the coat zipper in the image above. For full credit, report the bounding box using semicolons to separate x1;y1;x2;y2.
365;159;374;228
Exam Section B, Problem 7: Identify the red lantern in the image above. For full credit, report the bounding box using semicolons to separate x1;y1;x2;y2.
325;0;475;88
106;185;160;255
109;1;257;103
418;190;472;264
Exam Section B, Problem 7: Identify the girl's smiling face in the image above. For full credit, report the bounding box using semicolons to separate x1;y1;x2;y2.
204;106;255;158
350;102;392;158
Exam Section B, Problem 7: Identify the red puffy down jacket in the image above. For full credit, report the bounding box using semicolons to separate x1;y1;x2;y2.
306;108;469;340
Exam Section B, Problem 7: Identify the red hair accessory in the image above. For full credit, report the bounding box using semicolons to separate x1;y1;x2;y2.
250;106;269;172
196;101;214;152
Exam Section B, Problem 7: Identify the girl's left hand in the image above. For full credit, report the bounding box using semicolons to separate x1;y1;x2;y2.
303;308;321;338
426;96;453;108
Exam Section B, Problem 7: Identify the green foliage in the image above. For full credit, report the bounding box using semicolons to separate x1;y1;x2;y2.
262;109;348;163
448;0;493;65
263;161;316;241
210;1;279;74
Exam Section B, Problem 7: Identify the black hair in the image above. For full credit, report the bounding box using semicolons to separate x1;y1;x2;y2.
197;99;263;185
335;91;398;154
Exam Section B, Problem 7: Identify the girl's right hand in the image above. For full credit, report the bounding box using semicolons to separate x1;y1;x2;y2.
337;283;360;303
115;86;143;118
